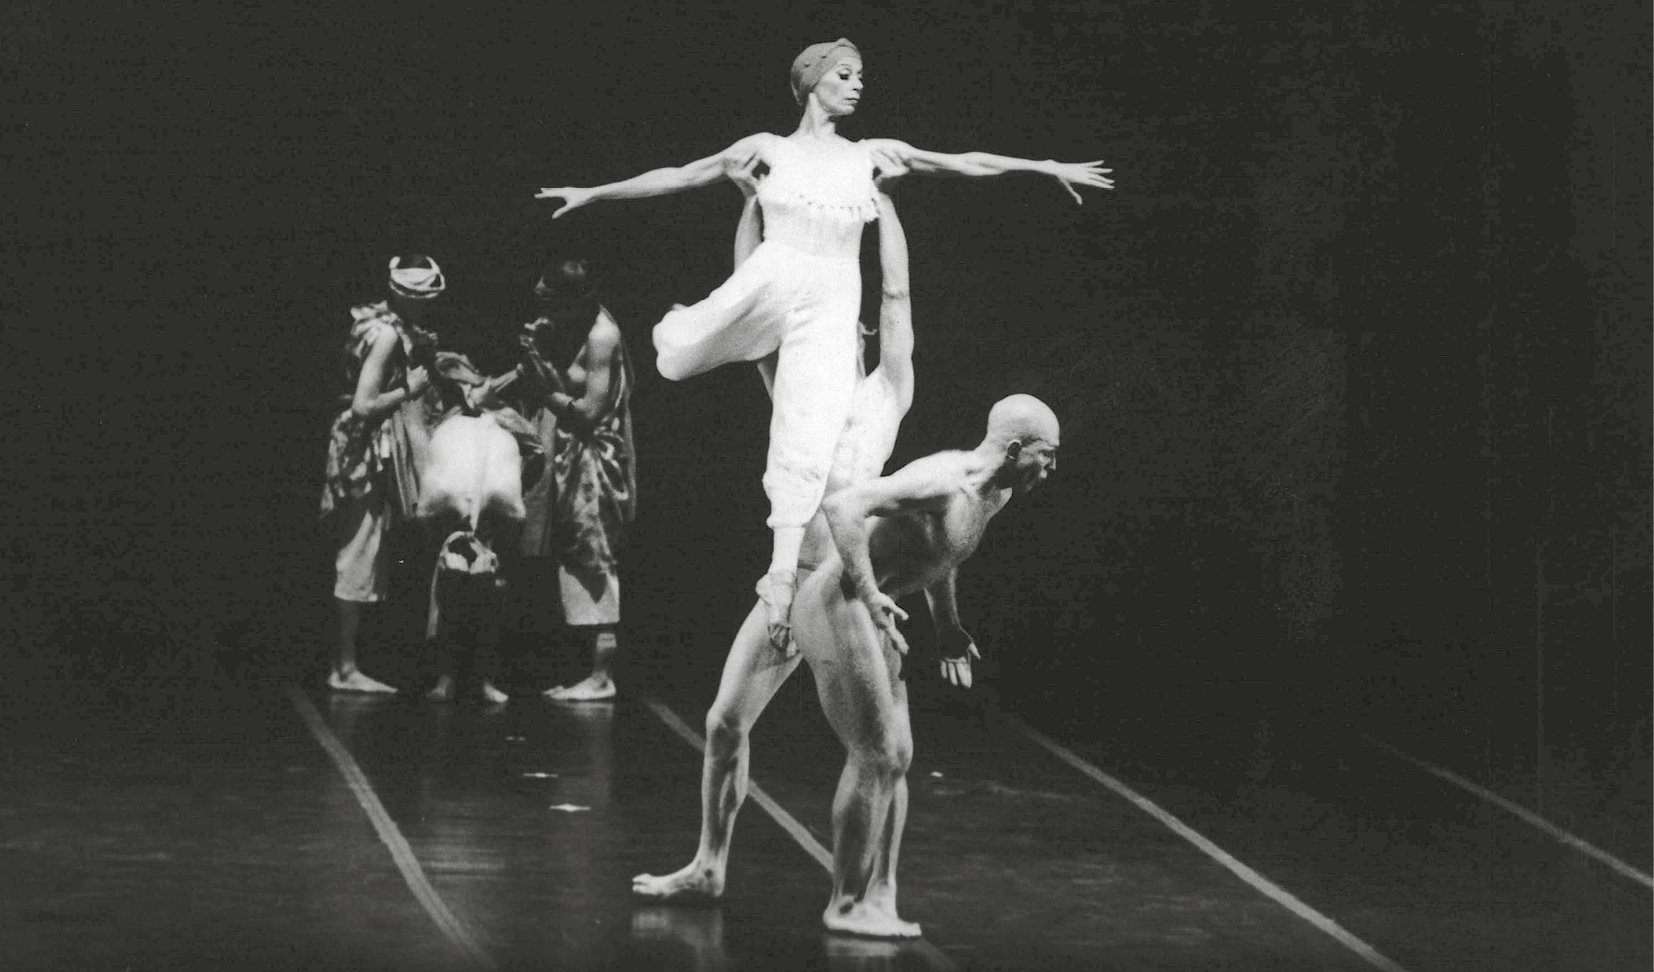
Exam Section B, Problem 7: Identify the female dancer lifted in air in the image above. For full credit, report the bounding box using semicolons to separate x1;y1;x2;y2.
537;38;1112;652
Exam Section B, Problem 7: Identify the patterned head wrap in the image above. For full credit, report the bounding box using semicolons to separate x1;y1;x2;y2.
790;38;861;106
388;255;446;300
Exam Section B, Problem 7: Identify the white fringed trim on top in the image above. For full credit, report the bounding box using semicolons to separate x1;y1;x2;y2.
761;183;879;224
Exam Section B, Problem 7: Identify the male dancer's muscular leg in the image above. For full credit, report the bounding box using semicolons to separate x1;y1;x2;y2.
632;599;803;899
796;575;920;939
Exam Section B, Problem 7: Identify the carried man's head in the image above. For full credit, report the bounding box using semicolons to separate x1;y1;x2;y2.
983;394;1060;494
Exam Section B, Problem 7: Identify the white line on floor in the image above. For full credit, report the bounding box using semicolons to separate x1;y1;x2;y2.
1362;734;1653;889
643;697;960;972
1006;713;1411;972
286;685;497;970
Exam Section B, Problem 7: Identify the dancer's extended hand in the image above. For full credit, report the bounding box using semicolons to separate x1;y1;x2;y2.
535;186;597;218
726;150;763;198
862;591;910;656
1048;160;1115;203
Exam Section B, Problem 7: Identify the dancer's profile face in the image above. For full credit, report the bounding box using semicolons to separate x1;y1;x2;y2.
1011;438;1059;493
813;57;864;116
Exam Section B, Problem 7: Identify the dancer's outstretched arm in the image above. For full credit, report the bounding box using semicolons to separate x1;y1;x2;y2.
866;139;1114;204
537;134;771;218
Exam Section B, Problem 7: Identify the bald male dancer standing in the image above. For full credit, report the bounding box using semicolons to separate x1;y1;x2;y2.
632;158;920;903
805;393;1059;937
635;391;1061;940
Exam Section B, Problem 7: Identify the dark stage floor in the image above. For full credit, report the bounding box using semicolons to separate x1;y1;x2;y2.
0;623;1647;972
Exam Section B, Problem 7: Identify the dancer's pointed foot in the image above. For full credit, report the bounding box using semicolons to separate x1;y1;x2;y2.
755;568;797;656
543;675;616;701
479;681;509;705
328;668;398;694
863;883;899;917
425;674;456;702
822;900;922;939
632;860;725;901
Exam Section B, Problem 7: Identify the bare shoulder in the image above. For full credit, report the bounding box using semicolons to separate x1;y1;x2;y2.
589;308;623;344
362;322;400;353
859;136;914;155
731;132;781;157
884;450;974;493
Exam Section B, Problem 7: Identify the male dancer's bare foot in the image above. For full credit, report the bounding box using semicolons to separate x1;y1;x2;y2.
822;900;922;939
543;675;616;701
425;674;456;702
329;669;398;694
479;681;509;705
755;568;797;655
631;860;724;901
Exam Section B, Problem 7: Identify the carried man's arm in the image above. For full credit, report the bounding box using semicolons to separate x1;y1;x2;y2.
870;186;914;412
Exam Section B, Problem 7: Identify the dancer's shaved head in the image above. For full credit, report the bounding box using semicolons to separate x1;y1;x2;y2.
986;394;1060;449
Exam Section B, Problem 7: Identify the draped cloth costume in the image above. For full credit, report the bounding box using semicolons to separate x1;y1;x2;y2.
652;138;876;529
551;335;637;625
512;314;638;626
318;302;433;601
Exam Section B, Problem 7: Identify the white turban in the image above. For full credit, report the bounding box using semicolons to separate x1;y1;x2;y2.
388;255;446;300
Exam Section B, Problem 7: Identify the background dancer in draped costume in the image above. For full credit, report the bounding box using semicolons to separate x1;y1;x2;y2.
632;158;921;902
802;394;1060;938
510;259;638;702
536;38;1112;653
317;255;443;694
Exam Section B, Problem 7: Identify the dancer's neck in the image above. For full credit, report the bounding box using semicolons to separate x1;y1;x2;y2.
792;105;841;141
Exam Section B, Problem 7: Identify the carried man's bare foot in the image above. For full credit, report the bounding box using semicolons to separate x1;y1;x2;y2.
328;669;398;694
755;568;797;655
543;675;616;701
631;861;725;901
479;681;509;705
425;674;456;702
822;900;922;939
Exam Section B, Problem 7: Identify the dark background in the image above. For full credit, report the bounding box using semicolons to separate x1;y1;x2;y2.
4;0;1648;860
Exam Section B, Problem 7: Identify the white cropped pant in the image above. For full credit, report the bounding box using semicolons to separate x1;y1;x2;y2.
654;240;861;529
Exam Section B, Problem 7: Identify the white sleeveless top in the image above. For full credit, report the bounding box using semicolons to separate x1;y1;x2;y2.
758;137;877;260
